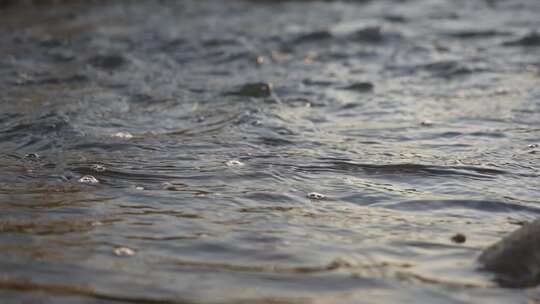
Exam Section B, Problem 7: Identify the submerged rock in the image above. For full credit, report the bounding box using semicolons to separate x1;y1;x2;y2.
478;219;540;288
451;233;466;244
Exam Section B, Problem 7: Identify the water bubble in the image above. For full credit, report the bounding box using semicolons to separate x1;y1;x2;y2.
494;88;510;95
91;164;106;172
24;153;40;161
196;116;206;123
113;247;136;257
420;120;434;126
226;160;244;167
78;175;99;184
307;192;326;200
112;132;133;139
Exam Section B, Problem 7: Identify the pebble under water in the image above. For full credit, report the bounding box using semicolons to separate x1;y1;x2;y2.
1;0;540;303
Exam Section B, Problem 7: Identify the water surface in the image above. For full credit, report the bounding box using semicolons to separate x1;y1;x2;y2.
1;0;540;303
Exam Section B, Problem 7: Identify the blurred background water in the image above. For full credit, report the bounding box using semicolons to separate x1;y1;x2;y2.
0;0;539;303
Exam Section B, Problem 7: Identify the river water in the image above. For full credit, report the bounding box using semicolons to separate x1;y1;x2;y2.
1;0;539;303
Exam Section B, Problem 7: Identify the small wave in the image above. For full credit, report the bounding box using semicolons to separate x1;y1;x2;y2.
444;30;510;39
503;32;540;47
419;60;486;78
88;54;129;70
13;74;88;86
71;165;182;185
372;199;540;214
290;30;333;45
0;113;80;151
293;161;507;179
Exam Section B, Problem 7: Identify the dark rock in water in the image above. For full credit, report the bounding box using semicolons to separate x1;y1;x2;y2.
478;219;540;288
503;32;540;47
88;54;128;70
302;78;335;87
451;233;466;244
341;82;374;92
226;82;273;98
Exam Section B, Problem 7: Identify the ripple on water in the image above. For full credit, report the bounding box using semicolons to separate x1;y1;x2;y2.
88;54;129;70
1;0;540;302
372;199;540;214
503;32;540;47
225;82;273;98
91;164;106;172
